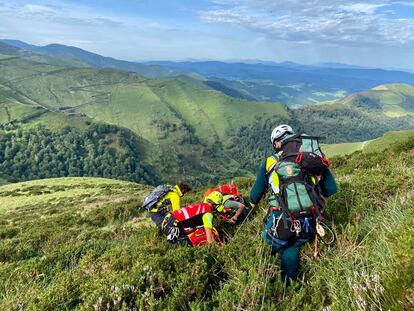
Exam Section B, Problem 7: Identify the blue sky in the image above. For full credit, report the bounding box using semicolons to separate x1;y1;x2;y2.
1;0;414;70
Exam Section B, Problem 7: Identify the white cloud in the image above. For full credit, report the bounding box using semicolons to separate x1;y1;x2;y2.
200;0;414;47
0;0;413;69
23;4;55;13
0;1;123;28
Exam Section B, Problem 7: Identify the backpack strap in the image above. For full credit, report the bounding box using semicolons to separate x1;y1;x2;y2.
276;184;292;229
305;183;325;217
265;155;278;175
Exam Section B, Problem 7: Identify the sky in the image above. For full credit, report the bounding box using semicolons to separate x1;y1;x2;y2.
1;0;414;70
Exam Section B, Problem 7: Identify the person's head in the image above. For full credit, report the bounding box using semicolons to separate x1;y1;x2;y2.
205;191;223;210
270;124;294;150
177;182;192;195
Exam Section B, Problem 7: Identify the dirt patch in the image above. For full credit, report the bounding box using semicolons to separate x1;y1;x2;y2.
372;85;388;91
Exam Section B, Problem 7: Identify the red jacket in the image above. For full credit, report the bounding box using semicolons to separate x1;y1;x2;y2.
172;203;212;231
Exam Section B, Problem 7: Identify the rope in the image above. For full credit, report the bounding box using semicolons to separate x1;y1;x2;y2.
313;232;319;259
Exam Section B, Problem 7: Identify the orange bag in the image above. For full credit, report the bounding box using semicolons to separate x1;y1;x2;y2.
187;228;220;247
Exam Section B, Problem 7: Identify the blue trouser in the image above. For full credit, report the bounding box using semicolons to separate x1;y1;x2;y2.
264;210;313;285
270;238;309;285
150;211;166;228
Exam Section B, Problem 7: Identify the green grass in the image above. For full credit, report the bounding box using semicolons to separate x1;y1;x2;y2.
0;58;289;145
324;130;414;157
363;130;414;153
0;139;413;310
337;83;414;117
323;141;365;157
0;177;147;213
0;102;40;124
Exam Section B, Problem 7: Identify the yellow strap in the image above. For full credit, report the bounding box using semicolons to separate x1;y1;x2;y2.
174;185;183;197
265;156;277;173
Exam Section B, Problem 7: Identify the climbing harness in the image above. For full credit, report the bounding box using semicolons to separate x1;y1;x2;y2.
291;220;302;236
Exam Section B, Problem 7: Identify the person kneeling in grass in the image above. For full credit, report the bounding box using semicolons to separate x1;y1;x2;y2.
162;191;223;246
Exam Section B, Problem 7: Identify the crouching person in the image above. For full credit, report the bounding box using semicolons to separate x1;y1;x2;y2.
203;183;249;225
141;182;192;229
217;194;249;225
163;191;223;246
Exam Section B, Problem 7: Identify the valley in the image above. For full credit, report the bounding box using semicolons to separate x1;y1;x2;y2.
1;40;414;186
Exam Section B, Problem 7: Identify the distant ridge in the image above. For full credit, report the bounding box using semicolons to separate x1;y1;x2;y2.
145;60;414;106
0;39;182;78
4;39;414;106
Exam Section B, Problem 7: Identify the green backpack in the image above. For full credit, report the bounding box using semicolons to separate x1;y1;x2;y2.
274;133;328;219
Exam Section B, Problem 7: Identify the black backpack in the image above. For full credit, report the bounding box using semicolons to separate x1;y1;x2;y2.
278;133;330;176
141;185;173;211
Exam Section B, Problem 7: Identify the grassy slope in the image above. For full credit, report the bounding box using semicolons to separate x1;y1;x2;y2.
324;130;414;157
0;57;288;145
0;102;36;124
0;99;90;131
323;141;365;158
338;83;414;117
0;42;88;69
0;55;291;183
0;139;413;310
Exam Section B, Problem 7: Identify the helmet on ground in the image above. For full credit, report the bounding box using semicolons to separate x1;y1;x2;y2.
205;191;223;207
270;124;294;143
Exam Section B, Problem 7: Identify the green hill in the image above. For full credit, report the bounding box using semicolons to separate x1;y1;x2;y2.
323;130;414;157
0;42;89;68
0;138;413;310
0;56;288;144
294;85;414;144
0;53;290;184
0;40;182;78
337;83;414;117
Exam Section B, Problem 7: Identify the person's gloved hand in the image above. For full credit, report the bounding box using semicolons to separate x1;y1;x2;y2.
229;216;237;224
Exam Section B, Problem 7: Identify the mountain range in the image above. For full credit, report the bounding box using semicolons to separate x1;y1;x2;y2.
4;39;414;106
1;39;414;185
146;60;414;106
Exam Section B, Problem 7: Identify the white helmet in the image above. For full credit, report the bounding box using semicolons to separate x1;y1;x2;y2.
270;124;294;143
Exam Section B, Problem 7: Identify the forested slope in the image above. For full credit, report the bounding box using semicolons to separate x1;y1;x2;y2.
0;123;159;185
